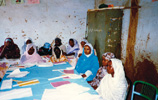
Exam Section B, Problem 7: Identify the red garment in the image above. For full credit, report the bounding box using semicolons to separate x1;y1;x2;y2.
0;38;20;59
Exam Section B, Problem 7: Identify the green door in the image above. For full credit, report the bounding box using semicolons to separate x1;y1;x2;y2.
86;9;123;65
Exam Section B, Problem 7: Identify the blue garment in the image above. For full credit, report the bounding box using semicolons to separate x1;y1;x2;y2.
75;44;99;81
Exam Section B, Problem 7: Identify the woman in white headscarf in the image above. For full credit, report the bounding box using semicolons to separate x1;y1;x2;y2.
96;59;128;100
22;37;33;54
66;38;79;58
77;39;88;58
20;44;45;64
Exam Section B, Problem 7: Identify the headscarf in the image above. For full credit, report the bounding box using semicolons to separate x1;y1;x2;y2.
77;39;88;57
102;52;115;61
54;38;62;46
4;38;14;46
84;43;93;57
81;39;88;44
96;59;128;100
22;37;32;54
75;43;99;81
19;43;44;64
43;42;51;49
66;39;79;57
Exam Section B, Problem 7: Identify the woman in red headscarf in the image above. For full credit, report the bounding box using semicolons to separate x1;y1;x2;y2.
0;38;20;59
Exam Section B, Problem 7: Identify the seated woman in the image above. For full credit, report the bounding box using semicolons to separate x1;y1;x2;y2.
19;44;45;64
50;46;68;63
22;37;33;54
89;52;115;90
77;39;88;58
52;38;66;53
0;38;20;59
75;43;99;82
38;42;52;56
96;59;128;100
65;38;79;58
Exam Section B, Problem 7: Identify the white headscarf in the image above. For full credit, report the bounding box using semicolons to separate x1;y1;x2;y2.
20;44;44;64
96;59;128;100
22;37;32;54
84;43;94;57
66;39;79;57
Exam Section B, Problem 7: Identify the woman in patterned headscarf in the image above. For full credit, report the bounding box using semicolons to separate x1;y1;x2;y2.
88;52;115;90
0;38;20;59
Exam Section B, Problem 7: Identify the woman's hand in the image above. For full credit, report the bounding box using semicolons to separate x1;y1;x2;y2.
81;74;87;78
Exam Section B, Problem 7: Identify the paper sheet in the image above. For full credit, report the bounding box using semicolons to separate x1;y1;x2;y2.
63;69;74;74
37;62;53;67
0;79;13;90
51;81;70;87
42;83;102;100
53;62;66;65
7;69;29;78
0;88;32;100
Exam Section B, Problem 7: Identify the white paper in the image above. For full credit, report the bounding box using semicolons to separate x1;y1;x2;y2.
7;69;29;78
0;79;13;90
42;83;102;100
48;76;64;81
0;88;32;100
37;62;53;67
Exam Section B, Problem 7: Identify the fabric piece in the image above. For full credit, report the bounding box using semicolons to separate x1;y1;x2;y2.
51;81;71;87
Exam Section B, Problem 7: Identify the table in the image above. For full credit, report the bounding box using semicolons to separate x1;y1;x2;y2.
0;62;100;100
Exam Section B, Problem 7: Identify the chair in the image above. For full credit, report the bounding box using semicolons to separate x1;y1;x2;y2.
131;81;158;100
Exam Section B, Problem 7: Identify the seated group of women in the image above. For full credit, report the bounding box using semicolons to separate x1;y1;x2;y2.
0;37;128;100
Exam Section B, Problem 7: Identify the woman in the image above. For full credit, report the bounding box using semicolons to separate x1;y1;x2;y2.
66;38;79;58
89;52;115;89
75;43;99;81
19;44;44;64
0;38;20;59
96;59;128;100
38;42;52;56
50;46;67;63
52;38;66;53
22;37;33;54
77;39;88;57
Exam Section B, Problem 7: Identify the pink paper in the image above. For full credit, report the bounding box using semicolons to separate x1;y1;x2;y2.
51;81;70;87
28;0;40;4
63;76;70;79
63;70;74;74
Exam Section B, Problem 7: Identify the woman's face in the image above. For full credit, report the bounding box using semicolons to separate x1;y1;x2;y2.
81;41;86;48
28;46;35;55
84;45;91;55
55;40;60;46
102;56;109;66
54;48;61;59
26;40;32;45
69;40;74;47
107;60;114;75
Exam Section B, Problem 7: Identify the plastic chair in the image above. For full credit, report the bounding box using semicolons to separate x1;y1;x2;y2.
131;81;158;100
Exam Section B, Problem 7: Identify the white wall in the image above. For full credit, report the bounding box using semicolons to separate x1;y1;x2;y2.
0;0;94;53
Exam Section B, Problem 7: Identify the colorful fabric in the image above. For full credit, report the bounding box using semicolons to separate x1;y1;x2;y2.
0;38;20;59
19;44;44;64
89;52;115;88
66;39;79;57
75;43;99;81
96;59;128;100
50;47;67;63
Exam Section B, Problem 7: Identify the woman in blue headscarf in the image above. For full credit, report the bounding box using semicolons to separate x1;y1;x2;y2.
38;42;52;56
75;43;99;82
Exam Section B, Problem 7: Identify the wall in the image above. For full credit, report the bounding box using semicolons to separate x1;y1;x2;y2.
0;0;94;54
95;0;158;86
